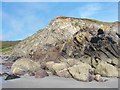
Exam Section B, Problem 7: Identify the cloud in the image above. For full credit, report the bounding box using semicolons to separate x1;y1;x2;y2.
78;3;102;18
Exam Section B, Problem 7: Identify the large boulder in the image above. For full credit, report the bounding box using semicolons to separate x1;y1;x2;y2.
68;63;93;81
11;58;40;75
95;62;118;77
46;61;67;74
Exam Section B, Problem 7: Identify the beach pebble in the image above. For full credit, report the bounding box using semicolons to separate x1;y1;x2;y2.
94;74;101;81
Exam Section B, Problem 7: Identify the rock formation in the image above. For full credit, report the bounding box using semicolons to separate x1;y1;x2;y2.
10;16;120;81
12;16;119;57
11;58;40;75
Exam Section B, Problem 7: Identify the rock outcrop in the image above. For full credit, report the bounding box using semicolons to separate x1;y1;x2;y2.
11;58;40;75
10;16;120;81
12;16;119;57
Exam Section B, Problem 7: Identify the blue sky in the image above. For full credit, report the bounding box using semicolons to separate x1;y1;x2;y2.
2;2;118;40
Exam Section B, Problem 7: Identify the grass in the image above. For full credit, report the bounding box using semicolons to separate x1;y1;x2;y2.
0;40;21;54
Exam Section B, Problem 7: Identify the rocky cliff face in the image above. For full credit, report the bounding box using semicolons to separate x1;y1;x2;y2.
10;16;120;81
12;16;119;57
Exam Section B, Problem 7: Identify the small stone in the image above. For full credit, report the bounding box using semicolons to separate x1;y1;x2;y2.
95;74;101;81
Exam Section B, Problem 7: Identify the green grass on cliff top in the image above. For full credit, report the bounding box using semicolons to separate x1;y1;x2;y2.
0;40;21;54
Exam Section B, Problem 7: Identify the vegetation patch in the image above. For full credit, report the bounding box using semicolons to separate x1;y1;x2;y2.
0;40;21;54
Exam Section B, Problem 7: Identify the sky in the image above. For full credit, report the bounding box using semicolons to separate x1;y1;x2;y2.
1;2;118;40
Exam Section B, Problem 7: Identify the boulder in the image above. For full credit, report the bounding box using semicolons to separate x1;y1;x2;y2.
111;58;119;66
80;56;91;65
68;63;93;81
56;68;72;78
91;58;99;68
35;69;48;78
63;58;83;67
46;71;53;76
40;62;47;69
11;58;40;75
46;61;67;73
52;62;67;73
46;61;55;71
95;62;118;77
118;68;120;77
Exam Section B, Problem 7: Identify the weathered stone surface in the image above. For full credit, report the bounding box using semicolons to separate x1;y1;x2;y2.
51;62;67;73
111;58;119;66
95;62;118;77
56;68;72;78
11;58;40;75
63;58;83;67
46;61;55;71
80;56;91;65
68;63;92;81
91;58;99;68
94;74;102;81
46;61;67;73
46;71;53;76
35;69;48;78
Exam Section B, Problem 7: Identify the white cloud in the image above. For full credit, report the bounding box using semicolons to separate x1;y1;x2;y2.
78;3;102;18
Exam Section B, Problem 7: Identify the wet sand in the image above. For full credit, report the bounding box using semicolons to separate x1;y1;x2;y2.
1;74;118;88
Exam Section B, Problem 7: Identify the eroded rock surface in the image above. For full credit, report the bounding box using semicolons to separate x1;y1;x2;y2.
10;16;120;81
11;58;40;75
95;62;118;77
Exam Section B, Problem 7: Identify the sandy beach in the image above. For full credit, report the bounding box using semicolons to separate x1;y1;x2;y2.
1;74;118;88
